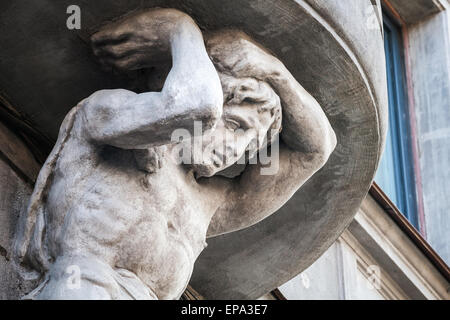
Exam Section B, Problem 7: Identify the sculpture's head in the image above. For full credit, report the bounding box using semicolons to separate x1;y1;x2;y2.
191;31;283;178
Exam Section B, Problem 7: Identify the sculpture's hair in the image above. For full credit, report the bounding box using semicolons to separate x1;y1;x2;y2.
219;74;282;148
206;30;283;147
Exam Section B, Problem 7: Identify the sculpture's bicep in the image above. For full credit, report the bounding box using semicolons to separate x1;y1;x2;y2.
80;89;179;149
80;89;137;143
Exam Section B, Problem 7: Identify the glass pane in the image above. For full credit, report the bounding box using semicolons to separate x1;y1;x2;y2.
375;14;418;228
375;23;401;209
375;126;399;205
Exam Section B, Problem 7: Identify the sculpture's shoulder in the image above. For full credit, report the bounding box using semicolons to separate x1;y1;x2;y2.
41;104;96;181
58;103;84;143
34;103;85;188
12;102;89;275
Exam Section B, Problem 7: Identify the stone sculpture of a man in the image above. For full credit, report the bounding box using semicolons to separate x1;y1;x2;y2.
13;8;336;299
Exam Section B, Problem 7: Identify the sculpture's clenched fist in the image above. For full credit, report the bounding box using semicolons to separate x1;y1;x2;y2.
91;9;198;71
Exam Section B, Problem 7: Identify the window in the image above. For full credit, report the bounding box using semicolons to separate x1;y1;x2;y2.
375;13;419;228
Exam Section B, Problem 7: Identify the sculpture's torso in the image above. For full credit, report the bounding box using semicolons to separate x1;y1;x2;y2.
43;117;217;299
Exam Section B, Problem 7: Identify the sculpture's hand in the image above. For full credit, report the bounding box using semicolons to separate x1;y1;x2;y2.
207;32;281;82
91;9;200;71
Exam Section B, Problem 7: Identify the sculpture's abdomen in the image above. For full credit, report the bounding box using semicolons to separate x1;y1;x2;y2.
45;145;208;299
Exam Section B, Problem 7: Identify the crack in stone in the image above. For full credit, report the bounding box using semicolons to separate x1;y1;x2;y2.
0;245;9;261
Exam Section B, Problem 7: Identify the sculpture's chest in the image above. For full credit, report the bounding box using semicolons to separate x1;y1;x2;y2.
52;144;194;212
47;144;210;257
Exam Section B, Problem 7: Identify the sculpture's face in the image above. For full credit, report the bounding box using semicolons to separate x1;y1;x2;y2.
191;75;282;178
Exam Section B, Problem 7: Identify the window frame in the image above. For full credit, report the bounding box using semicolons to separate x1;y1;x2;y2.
376;12;419;228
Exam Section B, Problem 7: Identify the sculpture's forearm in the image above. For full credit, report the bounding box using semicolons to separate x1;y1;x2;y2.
208;65;336;238
267;63;337;157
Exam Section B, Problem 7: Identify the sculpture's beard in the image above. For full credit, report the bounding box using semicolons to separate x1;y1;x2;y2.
191;158;245;179
191;148;256;179
132;141;258;179
133;146;167;174
132;143;246;177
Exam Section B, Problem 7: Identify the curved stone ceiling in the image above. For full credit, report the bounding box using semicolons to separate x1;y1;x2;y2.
0;0;388;299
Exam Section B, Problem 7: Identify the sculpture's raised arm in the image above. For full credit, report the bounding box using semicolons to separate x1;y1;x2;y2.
205;31;337;237
81;9;223;149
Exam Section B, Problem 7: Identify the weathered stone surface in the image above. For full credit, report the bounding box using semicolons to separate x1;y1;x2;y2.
408;11;450;265
0;122;40;182
191;0;388;299
12;8;336;300
0;123;39;299
0;0;388;299
388;0;442;25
